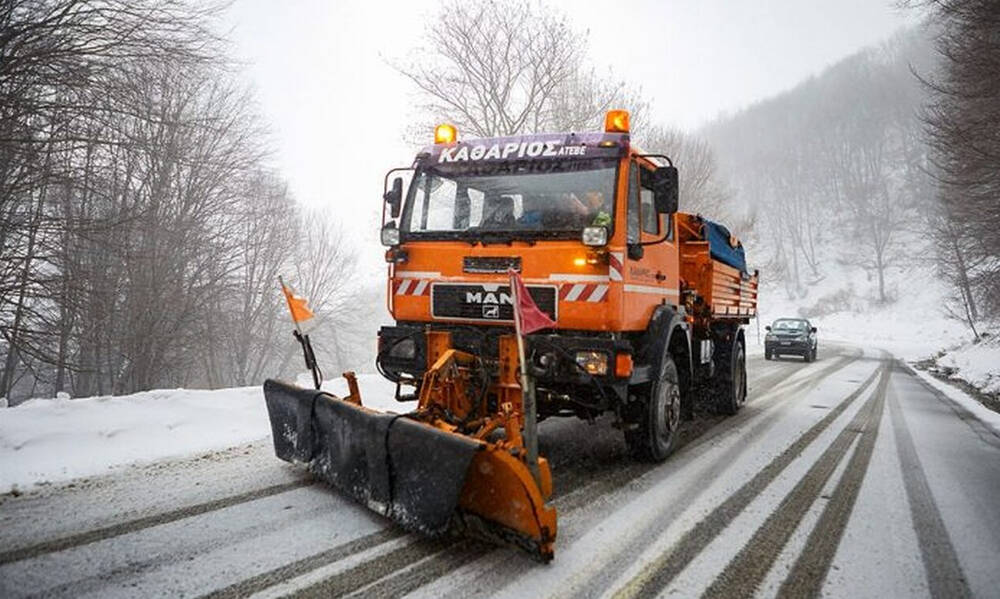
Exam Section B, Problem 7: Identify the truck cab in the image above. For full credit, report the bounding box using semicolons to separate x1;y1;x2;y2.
378;111;757;460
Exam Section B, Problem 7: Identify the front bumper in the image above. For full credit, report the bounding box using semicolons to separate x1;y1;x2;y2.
765;339;811;353
377;323;634;390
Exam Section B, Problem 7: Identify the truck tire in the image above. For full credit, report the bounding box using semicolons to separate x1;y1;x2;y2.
625;355;681;462
715;335;747;415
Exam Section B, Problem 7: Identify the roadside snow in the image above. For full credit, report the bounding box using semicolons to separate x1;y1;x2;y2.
0;373;402;494
933;333;1000;395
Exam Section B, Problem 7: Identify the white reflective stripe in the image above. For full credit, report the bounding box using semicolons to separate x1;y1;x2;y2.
587;285;608;302
395;271;441;279
548;274;610;282
564;284;585;301
412;280;429;295
624;284;679;296
609;251;625;281
396;279;413;295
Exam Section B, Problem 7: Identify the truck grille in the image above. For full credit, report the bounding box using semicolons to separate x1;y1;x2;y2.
431;283;556;323
462;256;521;274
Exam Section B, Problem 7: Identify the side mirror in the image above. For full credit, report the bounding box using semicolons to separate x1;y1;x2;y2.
384;177;403;219
653;166;679;214
765;325;772;331
627;244;644;260
811;327;817;333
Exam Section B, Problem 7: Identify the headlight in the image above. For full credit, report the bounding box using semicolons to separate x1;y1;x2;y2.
575;351;608;376
387;337;415;360
581;226;608;247
381;225;400;246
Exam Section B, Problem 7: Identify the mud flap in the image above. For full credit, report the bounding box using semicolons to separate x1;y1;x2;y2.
263;379;481;535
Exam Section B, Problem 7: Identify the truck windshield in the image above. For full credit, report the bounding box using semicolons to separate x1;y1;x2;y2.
401;158;618;240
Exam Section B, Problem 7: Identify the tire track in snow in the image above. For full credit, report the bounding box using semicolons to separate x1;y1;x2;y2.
612;361;886;599
882;381;971;599
703;360;890;598
200;528;404;599
0;478;314;566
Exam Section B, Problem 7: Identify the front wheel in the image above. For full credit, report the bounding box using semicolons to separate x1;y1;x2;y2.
625;356;681;462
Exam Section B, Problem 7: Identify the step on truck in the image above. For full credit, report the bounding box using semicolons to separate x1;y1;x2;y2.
263;110;759;561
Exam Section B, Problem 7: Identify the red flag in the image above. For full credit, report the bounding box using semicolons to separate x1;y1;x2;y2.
509;269;556;334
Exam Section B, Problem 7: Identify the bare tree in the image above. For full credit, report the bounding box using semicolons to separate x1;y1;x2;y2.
914;0;1000;321
393;0;647;140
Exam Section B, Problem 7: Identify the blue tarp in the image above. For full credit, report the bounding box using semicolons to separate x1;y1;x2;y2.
703;219;748;273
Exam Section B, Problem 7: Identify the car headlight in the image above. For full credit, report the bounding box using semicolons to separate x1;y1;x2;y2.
581;226;608;247
575;351;608;376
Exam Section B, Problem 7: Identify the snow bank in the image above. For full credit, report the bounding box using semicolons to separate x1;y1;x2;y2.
933;333;1000;396
0;374;401;494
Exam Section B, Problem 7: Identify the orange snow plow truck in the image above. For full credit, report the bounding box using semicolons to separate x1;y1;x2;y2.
263;111;758;562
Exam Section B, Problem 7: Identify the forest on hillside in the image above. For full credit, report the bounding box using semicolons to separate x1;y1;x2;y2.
703;27;937;305
703;1;999;340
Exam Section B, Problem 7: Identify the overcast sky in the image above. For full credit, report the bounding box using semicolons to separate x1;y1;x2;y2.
220;0;921;264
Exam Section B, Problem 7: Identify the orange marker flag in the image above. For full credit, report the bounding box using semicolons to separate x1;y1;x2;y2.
280;279;314;324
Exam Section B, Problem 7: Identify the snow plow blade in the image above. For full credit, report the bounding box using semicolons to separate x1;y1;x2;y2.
262;378;557;560
263;379;480;534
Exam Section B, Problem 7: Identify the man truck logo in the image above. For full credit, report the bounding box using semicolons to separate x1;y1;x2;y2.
439;140;586;163
465;291;512;305
432;284;557;323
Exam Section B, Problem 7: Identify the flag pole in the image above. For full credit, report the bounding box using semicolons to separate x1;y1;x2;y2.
280;276;322;390
510;272;541;486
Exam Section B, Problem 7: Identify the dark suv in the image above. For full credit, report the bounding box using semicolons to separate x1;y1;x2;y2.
764;318;818;362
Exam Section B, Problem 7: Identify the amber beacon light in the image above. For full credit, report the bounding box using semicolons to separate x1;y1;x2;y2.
604;109;630;133
434;123;457;144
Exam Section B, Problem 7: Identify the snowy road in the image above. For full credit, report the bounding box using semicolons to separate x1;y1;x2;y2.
2;345;999;598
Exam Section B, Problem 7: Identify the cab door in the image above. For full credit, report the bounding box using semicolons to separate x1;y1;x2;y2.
622;159;680;329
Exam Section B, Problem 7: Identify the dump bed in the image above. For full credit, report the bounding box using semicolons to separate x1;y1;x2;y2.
677;213;758;322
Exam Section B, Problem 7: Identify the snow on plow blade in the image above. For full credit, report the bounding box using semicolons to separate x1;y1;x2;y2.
263;379;480;534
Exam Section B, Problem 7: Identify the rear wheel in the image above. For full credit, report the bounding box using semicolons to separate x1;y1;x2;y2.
625;356;681;462
715;334;747;415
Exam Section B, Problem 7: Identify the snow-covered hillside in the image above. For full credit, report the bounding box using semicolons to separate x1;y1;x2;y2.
753;263;972;360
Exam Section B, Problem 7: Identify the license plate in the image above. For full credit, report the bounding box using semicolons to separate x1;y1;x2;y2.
780;341;791;345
